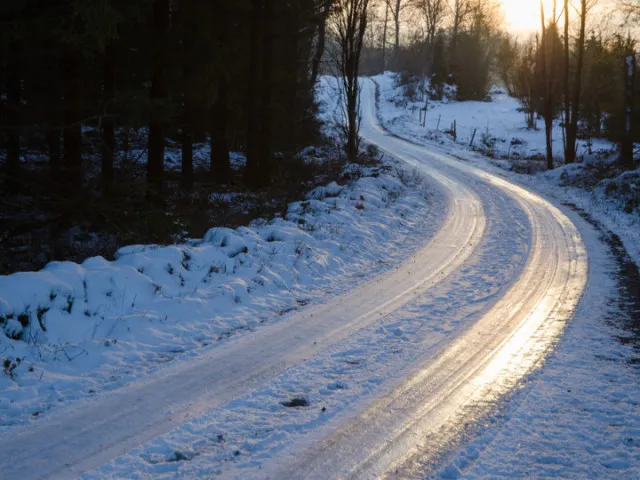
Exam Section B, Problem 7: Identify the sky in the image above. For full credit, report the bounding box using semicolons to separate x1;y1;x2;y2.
501;0;556;35
501;0;621;37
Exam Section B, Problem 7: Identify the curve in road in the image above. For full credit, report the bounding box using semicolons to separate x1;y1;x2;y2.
260;79;588;479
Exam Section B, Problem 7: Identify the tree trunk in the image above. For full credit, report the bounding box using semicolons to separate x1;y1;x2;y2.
211;3;230;184
245;0;263;187
181;1;195;191
382;1;389;72
621;53;636;170
346;86;359;161
563;0;571;160
258;0;274;186
6;42;21;176
540;3;553;169
394;0;401;55
102;43;116;194
211;85;230;184
47;63;62;179
567;0;587;164
565;0;587;164
48;127;61;178
337;0;369;162
147;0;170;204
450;1;463;82
63;51;83;191
310;0;331;88
545;118;554;170
181;129;193;190
286;3;300;152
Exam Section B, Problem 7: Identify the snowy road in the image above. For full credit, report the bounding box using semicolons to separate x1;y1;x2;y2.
258;80;589;478
1;81;588;479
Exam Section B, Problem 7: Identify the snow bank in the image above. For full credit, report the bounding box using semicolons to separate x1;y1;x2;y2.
0;159;432;428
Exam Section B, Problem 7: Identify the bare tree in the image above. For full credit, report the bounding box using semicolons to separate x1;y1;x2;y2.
331;0;371;161
449;0;472;48
564;0;597;164
381;0;390;71
415;0;447;46
620;0;640;16
539;0;563;170
412;0;447;84
386;0;407;61
447;0;472;79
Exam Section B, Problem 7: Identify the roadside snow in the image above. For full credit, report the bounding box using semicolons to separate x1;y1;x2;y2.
0;154;435;431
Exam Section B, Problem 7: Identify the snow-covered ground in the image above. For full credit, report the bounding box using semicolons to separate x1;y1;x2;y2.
374;72;614;164
373;71;640;268
373;72;640;479
0;86;436;431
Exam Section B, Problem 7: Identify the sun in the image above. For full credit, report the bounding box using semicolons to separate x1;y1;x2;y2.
501;0;557;35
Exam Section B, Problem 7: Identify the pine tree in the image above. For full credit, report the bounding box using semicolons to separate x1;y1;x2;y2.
211;2;231;185
147;0;170;203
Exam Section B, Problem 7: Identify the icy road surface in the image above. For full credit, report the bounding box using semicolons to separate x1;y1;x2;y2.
1;80;588;479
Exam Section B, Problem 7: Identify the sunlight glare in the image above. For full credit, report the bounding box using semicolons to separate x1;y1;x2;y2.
501;0;557;35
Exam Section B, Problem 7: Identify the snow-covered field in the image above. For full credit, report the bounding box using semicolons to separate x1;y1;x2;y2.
374;72;614;164
0;87;436;431
373;72;640;479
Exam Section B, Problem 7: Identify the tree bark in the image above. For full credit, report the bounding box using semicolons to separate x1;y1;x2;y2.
211;2;230;184
310;0;331;88
102;43;116;194
336;0;369;162
6;41;21;176
244;0;263;187
48;127;61;178
565;0;587;164
63;50;83;191
382;1;389;72
181;0;195;191
211;85;230;184
258;0;274;185
394;0;401;54
563;0;571;161
540;3;554;169
47;63;62;179
621;53;636;170
147;0;170;203
181;129;194;190
286;3;300;152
